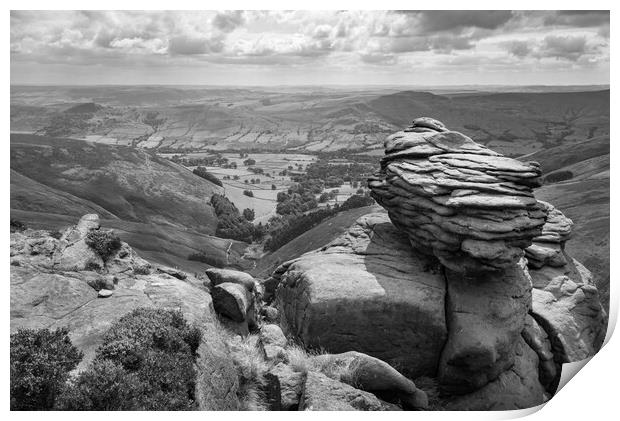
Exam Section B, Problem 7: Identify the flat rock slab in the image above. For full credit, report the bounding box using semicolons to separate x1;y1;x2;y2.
97;289;114;298
275;213;446;379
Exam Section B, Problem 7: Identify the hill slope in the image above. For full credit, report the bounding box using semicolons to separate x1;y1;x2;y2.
11;86;609;155
11;133;221;234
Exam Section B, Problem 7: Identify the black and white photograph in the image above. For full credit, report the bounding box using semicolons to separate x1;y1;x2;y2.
7;3;614;415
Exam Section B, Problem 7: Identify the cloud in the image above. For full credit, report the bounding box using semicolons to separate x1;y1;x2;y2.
540;35;589;61
9;9;610;79
543;10;609;27
413;10;514;33
168;35;224;55
212;11;245;33
503;40;533;58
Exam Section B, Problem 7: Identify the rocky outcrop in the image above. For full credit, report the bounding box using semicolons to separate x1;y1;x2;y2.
10;215;240;410
269;117;607;411
368;117;546;273
274;213;447;379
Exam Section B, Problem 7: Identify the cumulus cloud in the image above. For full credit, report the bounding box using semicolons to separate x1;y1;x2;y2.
168;35;224;55
540;35;588;61
9;9;610;82
212;11;244;33
415;10;514;33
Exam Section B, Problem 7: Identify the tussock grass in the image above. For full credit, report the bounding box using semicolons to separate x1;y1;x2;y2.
227;333;270;411
285;344;358;385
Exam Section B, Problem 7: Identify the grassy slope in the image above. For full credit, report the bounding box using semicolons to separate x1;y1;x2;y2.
11;133;221;234
251;205;384;278
527;135;610;311
11;209;250;273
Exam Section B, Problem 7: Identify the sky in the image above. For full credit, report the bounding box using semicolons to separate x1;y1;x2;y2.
10;10;610;86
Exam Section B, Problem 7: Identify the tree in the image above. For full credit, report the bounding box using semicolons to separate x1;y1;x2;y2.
243;190;254;197
242;208;255;221
11;328;83;410
243;158;256;166
192;166;223;187
271;184;276;190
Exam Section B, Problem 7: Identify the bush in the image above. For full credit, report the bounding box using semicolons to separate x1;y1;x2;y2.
271;184;276;190
85;230;122;260
192;166;223;187
10;327;83;410
210;194;264;243
544;170;574;184
243;190;254;197
243;208;255;221
57;308;202;410
10;218;26;232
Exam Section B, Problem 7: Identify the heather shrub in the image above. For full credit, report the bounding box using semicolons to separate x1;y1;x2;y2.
56;308;202;410
85;230;122;260
10;327;83;410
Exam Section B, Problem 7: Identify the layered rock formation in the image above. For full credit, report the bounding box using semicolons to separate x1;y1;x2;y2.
270;118;607;410
368;117;546;273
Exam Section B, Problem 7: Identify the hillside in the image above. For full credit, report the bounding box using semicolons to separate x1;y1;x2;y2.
525;134;610;310
251;205;383;278
11;86;609;156
11;133;221;234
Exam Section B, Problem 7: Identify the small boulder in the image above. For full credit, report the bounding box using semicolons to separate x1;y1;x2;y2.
260;324;287;347
98;289;114;298
270;363;304;410
312;351;428;409
156;266;187;280
261;305;279;323
299;371;386;411
205;268;256;292
212;282;251;322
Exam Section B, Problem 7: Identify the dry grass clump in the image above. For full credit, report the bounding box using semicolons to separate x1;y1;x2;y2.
227;333;270;411
285;344;358;385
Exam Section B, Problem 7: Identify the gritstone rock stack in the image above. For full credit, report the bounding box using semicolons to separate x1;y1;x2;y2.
524;201;573;268
368;117;547;273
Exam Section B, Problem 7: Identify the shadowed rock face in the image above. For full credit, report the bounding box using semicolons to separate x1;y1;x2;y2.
274;213;447;379
368;117;546;273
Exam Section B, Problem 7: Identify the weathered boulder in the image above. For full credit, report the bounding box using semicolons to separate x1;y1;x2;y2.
531;270;606;362
269;363;304;410
259;324;288;362
299;371;389;411
311;351;428;410
442;337;546;410
438;258;532;394
212;282;252;323
55;239;105;271
275;212;447;378
205;268;256;292
260;324;288;347
368;118;546;273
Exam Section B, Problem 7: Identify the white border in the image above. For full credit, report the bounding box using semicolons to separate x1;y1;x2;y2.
3;1;616;419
